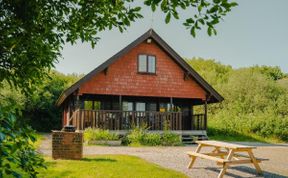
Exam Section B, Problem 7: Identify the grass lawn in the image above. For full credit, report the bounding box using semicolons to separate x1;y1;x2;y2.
33;155;187;178
208;130;284;143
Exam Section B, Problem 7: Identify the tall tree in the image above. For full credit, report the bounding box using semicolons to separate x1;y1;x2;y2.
0;0;237;177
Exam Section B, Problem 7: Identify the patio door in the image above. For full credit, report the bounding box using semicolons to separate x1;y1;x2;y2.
182;106;191;130
135;102;146;126
122;102;133;129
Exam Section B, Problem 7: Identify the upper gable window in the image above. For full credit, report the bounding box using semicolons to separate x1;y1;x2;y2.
138;54;156;74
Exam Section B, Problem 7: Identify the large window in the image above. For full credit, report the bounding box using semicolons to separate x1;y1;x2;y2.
136;102;146;111
138;54;156;74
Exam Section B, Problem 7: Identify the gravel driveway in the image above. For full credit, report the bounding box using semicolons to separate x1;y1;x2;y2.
39;134;288;178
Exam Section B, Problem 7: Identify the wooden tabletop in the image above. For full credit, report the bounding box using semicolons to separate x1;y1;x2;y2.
196;140;256;149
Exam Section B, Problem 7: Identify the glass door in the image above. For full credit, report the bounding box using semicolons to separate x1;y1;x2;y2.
122;102;133;129
135;102;145;126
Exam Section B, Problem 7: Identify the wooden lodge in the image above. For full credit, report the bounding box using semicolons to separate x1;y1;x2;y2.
56;29;224;138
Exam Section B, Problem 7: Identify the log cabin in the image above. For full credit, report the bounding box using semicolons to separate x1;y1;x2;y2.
56;29;224;140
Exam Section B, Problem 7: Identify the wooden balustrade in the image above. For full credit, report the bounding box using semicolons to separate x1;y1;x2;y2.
68;110;206;131
68;109;182;131
192;114;206;130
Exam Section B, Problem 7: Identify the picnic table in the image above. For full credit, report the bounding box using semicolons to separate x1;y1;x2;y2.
187;140;265;178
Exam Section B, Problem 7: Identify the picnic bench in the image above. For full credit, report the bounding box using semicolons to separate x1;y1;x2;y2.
187;140;267;178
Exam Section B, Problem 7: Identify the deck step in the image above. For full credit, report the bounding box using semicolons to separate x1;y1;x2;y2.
181;134;208;145
181;135;196;144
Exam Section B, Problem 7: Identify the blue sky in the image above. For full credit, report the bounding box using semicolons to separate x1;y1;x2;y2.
56;1;288;74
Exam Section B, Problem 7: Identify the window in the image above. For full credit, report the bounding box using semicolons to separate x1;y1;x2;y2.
136;102;146;111
148;56;156;73
138;54;156;74
84;101;101;110
122;102;133;111
147;103;157;111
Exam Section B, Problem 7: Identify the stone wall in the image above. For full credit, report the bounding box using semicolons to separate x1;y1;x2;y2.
52;131;83;160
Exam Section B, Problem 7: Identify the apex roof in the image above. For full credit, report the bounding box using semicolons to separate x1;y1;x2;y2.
56;29;224;106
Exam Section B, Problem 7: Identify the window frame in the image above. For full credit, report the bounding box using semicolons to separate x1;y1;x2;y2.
137;54;157;74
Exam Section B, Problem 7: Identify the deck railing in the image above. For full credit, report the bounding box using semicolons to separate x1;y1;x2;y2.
192;114;206;130
68;109;183;131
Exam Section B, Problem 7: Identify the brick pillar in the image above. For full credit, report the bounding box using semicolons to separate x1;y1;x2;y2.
52;131;83;160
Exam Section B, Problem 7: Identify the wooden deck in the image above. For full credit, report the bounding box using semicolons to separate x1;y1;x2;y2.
68;109;206;131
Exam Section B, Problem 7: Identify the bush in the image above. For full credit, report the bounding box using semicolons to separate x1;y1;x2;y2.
126;127;146;146
127;126;181;146
84;128;119;143
142;133;162;146
187;59;288;142
162;132;181;146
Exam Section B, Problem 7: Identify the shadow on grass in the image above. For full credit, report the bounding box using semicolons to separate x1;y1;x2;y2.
81;158;117;162
204;166;287;178
45;161;57;167
48;170;74;177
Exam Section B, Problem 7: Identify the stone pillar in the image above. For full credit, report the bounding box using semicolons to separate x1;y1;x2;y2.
52;131;83;160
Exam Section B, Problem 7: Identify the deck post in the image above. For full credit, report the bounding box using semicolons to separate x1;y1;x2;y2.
204;98;208;130
170;97;173;111
170;97;173;129
119;95;122;129
66;104;70;126
191;105;194;130
75;95;83;130
92;100;95;110
119;95;122;109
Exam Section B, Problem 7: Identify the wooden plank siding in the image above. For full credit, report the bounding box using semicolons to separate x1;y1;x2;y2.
67;109;206;131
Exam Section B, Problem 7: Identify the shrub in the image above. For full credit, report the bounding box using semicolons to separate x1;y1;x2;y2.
162;132;181;146
127;125;181;146
142;133;162;146
84;128;119;143
126;127;146;146
120;135;130;146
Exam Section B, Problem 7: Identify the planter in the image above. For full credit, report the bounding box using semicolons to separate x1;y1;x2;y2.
87;140;122;146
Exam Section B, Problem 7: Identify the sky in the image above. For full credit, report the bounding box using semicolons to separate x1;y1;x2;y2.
56;0;288;75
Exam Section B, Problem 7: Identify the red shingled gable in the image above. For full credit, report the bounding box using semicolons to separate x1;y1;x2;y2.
79;41;206;99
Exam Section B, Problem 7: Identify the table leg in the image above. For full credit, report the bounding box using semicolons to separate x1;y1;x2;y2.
187;144;202;169
218;149;234;178
247;150;263;175
213;147;225;159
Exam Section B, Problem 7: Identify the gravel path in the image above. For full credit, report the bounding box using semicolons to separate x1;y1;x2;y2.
39;134;288;178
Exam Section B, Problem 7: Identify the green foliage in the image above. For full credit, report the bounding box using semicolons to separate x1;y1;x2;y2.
278;78;288;89
186;58;232;86
0;70;80;177
250;65;286;80
188;58;288;142
84;128;119;142
127;124;181;146
0;105;46;178
23;71;82;131
0;71;82;132
0;1;142;93
162;120;181;146
145;0;237;37
142;133;162;146
126;126;147;146
161;132;182;146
